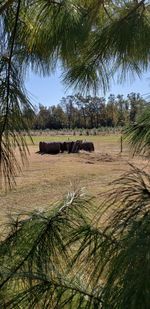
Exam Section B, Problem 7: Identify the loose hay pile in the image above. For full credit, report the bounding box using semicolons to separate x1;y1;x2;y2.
39;141;94;154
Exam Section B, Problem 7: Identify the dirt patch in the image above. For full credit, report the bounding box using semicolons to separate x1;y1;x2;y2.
79;151;119;164
93;152;116;162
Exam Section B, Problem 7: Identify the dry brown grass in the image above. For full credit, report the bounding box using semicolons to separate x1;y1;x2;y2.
0;134;149;227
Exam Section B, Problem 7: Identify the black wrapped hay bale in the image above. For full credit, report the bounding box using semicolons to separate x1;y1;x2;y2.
39;142;60;154
81;142;94;152
71;140;82;153
39;140;93;154
39;142;47;153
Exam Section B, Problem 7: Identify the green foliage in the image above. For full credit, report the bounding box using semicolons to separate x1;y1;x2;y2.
101;166;150;308
63;0;150;91
68;166;150;308
0;56;33;188
0;189;102;308
32;93;146;130
124;106;150;156
1;167;150;308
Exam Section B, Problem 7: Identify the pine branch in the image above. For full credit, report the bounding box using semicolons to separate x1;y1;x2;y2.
3;276;103;308
0;0;14;15
0;189;90;290
0;0;21;137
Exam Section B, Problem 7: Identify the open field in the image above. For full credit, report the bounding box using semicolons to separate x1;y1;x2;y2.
0;134;149;228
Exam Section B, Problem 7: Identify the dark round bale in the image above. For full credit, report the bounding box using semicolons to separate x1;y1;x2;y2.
62;142;68;152
59;142;64;153
71;141;77;153
44;142;60;154
76;140;83;150
60;142;68;152
42;142;47;153
39;141;43;152
81;142;94;152
72;140;82;153
39;142;46;152
62;141;73;153
68;141;75;153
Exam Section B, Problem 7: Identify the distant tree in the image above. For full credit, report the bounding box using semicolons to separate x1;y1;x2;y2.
30;93;148;130
22;105;36;129
106;95;118;127
50;105;67;129
34;105;50;130
74;94;88;128
85;96;106;128
128;93;146;123
116;95;127;126
61;96;76;129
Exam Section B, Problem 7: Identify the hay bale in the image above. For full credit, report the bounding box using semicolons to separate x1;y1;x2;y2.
45;142;60;154
39;141;43;152
60;141;72;152
68;141;74;153
39;141;46;152
71;142;79;153
62;142;68;152
61;141;73;153
39;142;60;154
76;140;83;150
39;140;83;154
61;140;83;153
59;142;64;153
71;140;82;153
81;142;94;152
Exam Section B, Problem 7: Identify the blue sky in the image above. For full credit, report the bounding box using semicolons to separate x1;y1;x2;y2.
25;69;150;108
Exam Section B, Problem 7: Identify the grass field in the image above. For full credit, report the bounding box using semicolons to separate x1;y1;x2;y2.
0;134;148;228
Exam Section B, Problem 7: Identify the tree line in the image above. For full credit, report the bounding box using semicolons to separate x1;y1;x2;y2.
26;92;148;130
